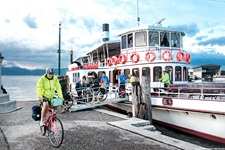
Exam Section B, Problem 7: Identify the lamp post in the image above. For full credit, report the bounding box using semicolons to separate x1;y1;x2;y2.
58;21;62;76
0;52;4;94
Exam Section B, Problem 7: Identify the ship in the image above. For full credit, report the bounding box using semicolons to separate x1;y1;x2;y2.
66;8;225;145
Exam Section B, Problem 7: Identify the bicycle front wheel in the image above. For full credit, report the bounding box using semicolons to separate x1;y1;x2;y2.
65;97;74;111
48;117;64;148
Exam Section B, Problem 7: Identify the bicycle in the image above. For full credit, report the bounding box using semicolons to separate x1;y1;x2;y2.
40;98;64;148
83;86;108;103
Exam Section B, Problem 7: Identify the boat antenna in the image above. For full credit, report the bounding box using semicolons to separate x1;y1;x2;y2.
152;18;166;26
137;0;140;26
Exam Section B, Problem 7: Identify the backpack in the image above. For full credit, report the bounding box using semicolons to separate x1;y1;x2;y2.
31;105;41;121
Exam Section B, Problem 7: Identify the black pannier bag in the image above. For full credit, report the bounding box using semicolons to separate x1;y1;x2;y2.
32;105;41;121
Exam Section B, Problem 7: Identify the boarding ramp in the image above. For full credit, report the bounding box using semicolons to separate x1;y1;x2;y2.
70;97;128;112
70;84;130;112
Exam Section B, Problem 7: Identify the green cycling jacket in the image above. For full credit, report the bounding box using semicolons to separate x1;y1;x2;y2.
159;72;170;84
36;74;63;99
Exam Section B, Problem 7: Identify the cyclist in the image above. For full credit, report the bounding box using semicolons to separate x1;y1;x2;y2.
36;67;63;126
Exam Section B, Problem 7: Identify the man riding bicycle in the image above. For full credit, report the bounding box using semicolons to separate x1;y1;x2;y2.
36;67;63;126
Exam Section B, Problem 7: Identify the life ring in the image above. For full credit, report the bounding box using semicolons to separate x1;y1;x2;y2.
107;58;112;66
186;53;191;64
118;54;127;64
162;50;172;61
145;51;156;62
176;51;185;61
111;56;118;65
130;53;140;63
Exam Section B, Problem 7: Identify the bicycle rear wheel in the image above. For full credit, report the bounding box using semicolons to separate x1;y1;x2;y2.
98;88;108;102
48;117;64;148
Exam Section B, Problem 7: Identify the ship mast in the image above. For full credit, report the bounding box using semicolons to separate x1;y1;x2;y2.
137;0;140;26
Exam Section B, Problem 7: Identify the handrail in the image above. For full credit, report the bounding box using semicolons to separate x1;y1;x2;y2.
151;86;225;99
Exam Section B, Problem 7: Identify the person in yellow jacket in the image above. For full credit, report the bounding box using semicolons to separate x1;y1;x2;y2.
36;67;63;126
159;70;170;95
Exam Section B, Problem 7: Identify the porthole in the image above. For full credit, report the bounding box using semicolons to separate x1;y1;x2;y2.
183;112;189;116
210;114;216;120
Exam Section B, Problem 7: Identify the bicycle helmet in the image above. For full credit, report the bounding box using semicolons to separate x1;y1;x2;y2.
46;67;55;74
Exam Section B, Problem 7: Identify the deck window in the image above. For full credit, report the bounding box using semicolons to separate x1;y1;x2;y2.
153;66;162;82
73;73;75;83
132;68;139;79
128;33;133;48
124;69;130;79
183;67;188;81
175;66;182;81
142;67;150;78
160;32;170;47
149;31;159;46
165;66;173;82
121;35;127;49
171;33;180;47
135;31;147;47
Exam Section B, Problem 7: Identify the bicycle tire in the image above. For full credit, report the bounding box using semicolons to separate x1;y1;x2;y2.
48;117;64;148
98;90;108;102
65;96;74;111
86;93;92;103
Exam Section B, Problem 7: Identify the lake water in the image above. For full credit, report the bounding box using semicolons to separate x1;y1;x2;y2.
2;75;40;101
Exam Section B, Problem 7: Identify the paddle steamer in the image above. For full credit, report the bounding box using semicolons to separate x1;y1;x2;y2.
66;21;225;144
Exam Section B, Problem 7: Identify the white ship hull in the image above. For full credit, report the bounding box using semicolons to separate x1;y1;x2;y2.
151;97;225;143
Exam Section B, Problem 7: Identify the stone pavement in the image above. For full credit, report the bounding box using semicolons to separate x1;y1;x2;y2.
0;101;208;150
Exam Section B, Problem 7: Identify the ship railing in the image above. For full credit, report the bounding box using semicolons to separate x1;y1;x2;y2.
122;45;188;53
72;83;129;104
150;86;225;100
121;47;189;61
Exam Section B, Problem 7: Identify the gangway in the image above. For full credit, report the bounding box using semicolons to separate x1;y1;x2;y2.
70;97;128;112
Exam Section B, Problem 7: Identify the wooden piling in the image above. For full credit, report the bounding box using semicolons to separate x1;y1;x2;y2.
131;76;152;124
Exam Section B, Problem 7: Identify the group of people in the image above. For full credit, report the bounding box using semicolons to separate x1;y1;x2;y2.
75;71;110;103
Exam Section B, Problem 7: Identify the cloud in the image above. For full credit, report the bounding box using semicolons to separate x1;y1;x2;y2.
23;14;38;29
170;23;200;37
0;0;225;70
197;36;225;46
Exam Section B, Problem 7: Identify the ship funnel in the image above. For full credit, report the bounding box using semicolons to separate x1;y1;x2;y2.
102;23;109;42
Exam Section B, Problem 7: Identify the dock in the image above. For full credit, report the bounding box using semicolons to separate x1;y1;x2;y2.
1;101;213;150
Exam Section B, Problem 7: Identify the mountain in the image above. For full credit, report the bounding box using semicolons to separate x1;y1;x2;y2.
2;67;67;75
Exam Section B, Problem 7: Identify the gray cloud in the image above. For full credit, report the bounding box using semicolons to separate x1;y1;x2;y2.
197;36;225;46
170;23;200;37
196;35;208;41
23;14;38;29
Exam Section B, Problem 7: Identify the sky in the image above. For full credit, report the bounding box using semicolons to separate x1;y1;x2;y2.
0;0;225;70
